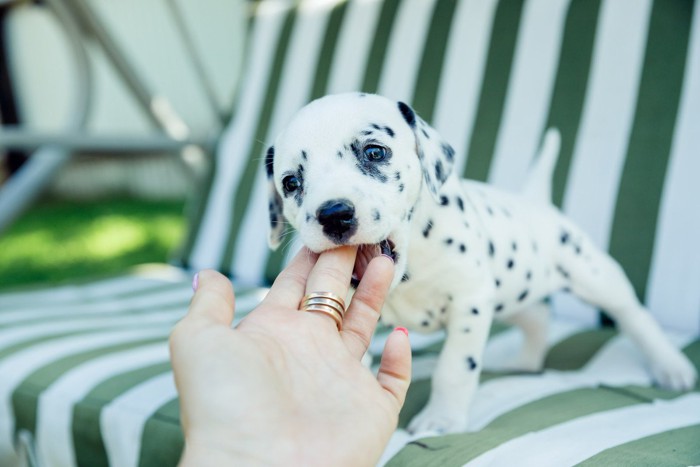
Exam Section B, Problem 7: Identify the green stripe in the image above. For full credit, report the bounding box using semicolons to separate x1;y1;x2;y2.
263;0;351;283
361;0;401;93
608;0;695;300
462;0;526;181
545;0;602;208
577;424;700;467
137;398;183;467
219;7;298;277
392;387;644;465
309;1;349;101
12;336;167;437
544;328;616;371
72;362;172;467
411;0;459;122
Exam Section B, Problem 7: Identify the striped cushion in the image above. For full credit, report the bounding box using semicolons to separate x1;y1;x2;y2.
0;278;697;466
180;0;700;334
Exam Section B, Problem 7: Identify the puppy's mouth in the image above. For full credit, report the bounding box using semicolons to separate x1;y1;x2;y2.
351;238;396;287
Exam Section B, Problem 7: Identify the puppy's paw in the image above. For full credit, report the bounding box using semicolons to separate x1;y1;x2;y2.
407;402;468;435
650;351;698;391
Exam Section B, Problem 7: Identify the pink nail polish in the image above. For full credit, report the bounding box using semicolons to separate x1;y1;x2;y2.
192;272;199;292
395;327;409;337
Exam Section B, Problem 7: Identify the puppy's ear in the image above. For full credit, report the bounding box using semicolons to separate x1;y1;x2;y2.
265;146;286;250
398;102;455;201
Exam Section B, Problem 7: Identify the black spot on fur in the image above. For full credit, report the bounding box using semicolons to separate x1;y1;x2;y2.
423;220;433;238
507;259;515;269
421;127;430;139
445;238;454;245
495;278;501;288
463;327;471;333
560;231;570;244
372;209;381;222
471;307;479;315
459;244;466;253
305;213;312;223
526;270;532;280
407;207;414;220
575;245;582;255
394;171;401;181
489;241;495;257
398;183;405;192
383;126;395;138
264;146;274;178
556;265;570;279
495;304;504;312
398;102;416;127
421;320;430;327
456;197;464;212
441;143;455;162
467;357;478;370
301;150;308;161
512;242;517;251
426;310;435;319
440;195;449;206
337;151;343;159
517;290;529;302
435;160;447;184
401;272;410;283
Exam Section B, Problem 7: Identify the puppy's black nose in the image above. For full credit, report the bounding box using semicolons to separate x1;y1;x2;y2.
317;199;357;243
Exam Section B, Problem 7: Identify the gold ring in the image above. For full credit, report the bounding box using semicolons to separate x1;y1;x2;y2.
301;292;346;311
301;297;346;317
300;292;347;331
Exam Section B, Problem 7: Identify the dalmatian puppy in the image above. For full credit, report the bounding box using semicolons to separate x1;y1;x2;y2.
265;92;698;434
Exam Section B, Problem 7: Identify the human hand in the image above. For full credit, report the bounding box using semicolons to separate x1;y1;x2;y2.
169;246;411;466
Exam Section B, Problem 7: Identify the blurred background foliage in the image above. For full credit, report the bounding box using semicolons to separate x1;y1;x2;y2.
0;198;185;291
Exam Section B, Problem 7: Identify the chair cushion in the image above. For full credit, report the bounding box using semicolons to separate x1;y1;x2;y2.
0;277;697;466
177;0;700;335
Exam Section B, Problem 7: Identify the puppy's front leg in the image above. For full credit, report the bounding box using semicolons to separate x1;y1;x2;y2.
408;298;493;434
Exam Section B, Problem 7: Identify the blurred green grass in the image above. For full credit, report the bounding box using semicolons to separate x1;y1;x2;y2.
0;198;186;291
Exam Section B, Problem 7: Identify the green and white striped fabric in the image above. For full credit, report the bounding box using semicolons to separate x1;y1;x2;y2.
2;0;700;465
180;0;700;335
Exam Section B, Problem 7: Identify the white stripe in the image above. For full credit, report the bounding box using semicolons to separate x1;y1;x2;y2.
468;330;694;431
465;393;700;467
488;0;571;191
0;327;170;465
326;0;383;94
646;4;700;335
0;309;182;352
35;343;170;467
376;0;438;102
432;0;499;173
554;0;652;323
0;275;183;310
0;286;191;325
232;0;334;285
101;373;178;467
189;0;289;271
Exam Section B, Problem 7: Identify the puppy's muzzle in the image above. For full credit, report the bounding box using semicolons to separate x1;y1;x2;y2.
316;199;357;244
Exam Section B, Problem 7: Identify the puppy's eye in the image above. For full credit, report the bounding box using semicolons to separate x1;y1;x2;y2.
363;145;387;162
282;175;301;193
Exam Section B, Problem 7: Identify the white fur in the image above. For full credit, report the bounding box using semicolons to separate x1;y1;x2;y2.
267;93;698;434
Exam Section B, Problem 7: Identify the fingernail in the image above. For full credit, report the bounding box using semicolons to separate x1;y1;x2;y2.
381;254;395;264
192;272;199;292
395;327;409;337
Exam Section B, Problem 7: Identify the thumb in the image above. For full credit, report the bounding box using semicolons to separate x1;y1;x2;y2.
187;269;236;326
377;328;412;411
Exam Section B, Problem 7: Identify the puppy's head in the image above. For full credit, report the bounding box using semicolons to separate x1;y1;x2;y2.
266;93;454;285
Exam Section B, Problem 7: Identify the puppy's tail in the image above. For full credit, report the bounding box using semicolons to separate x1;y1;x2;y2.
521;128;561;205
